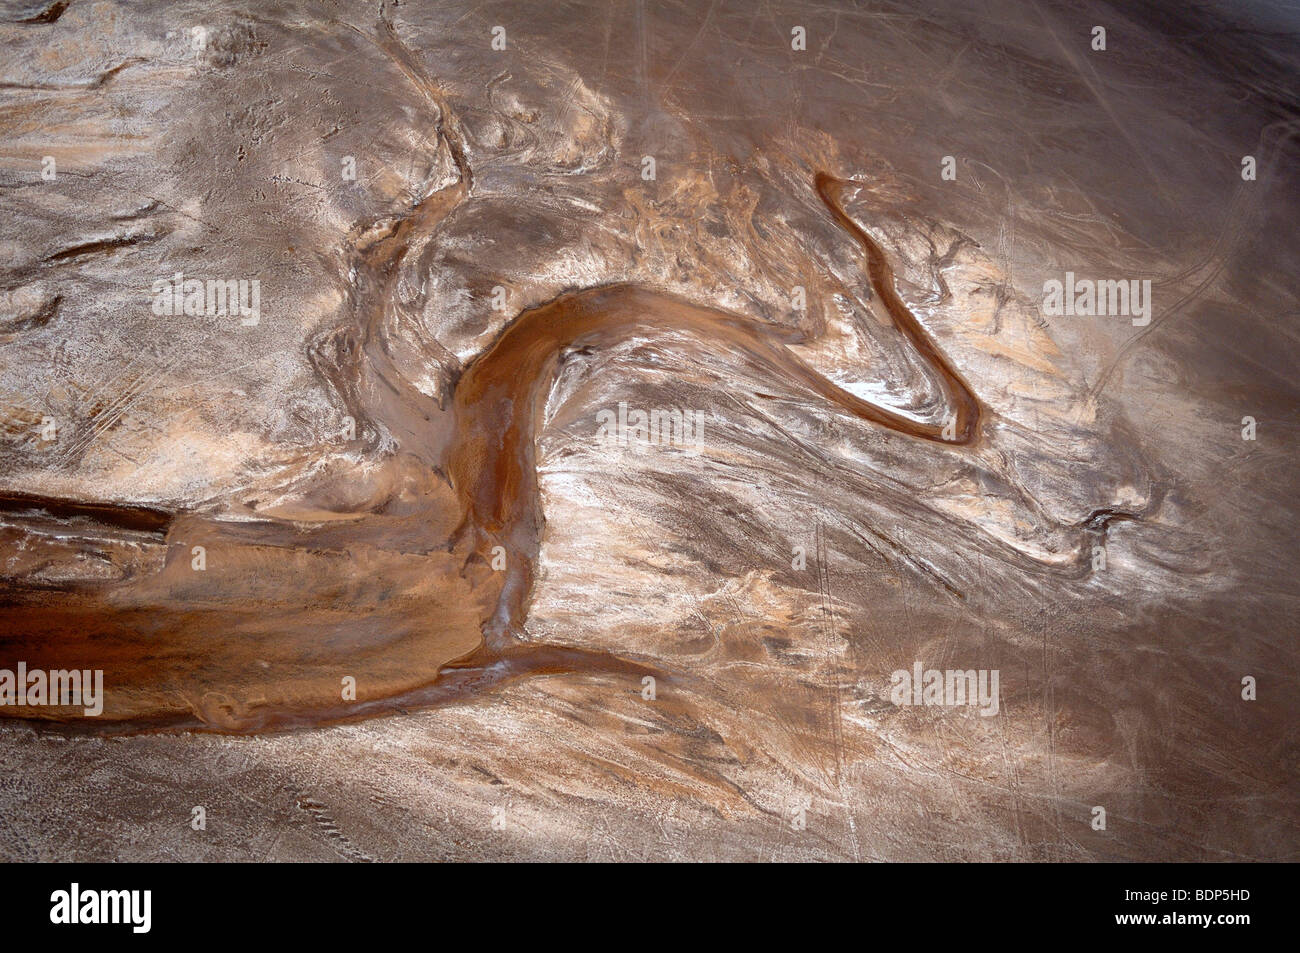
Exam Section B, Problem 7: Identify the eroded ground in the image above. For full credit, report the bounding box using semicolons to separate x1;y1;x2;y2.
0;0;1295;860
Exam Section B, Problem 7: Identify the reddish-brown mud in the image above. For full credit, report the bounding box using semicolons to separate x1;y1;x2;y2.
0;172;986;732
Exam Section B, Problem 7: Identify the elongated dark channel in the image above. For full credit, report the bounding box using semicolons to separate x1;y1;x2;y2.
0;171;988;733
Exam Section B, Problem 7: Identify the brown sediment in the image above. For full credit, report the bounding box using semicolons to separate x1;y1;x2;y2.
0;491;173;535
0;170;985;733
814;172;980;444
0;0;1289;865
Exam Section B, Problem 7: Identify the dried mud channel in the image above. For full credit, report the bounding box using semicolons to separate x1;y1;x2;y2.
1;0;1294;862
0;155;1007;732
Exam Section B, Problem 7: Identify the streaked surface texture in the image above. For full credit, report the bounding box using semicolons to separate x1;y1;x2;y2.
0;0;1295;860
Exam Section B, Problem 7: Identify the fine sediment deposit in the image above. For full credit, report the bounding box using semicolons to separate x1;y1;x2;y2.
0;0;1294;861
